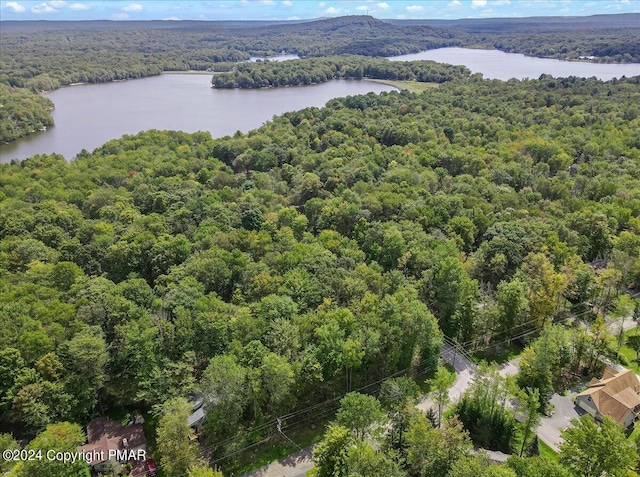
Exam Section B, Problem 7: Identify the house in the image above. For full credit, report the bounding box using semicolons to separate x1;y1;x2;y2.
576;366;640;428
77;417;147;475
188;397;206;435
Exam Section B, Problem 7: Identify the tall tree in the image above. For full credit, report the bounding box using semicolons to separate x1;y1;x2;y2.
515;388;541;457
201;354;248;438
406;414;473;477
314;424;355;477
186;465;224;477
156;397;200;477
520;253;567;328
260;352;295;414
496;277;530;341
59;326;108;417
0;433;19;473
336;392;385;440
347;440;406;477
506;455;572;477
379;377;420;451
425;364;456;428
14;422;90;477
559;415;635;477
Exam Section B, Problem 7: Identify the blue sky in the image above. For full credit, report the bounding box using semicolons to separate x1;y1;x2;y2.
1;0;638;21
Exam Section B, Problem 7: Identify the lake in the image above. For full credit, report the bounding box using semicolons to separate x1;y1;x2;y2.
389;47;640;81
0;76;395;163
3;47;640;163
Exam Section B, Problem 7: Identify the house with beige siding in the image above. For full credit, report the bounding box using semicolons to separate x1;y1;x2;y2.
576;366;640;428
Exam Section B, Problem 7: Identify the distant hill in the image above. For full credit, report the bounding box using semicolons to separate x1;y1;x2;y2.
385;13;640;32
0;19;312;32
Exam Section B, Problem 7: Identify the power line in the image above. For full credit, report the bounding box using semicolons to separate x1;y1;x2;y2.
194;351;446;467
136;303;597;476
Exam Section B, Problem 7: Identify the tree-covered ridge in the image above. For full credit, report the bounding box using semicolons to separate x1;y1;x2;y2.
0;16;452;91
0;84;54;143
391;14;640;63
486;28;640;63
1;74;640;472
211;56;471;89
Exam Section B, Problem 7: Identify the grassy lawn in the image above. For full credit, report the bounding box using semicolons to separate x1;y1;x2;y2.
367;79;440;93
618;328;640;374
539;439;559;462
471;342;524;365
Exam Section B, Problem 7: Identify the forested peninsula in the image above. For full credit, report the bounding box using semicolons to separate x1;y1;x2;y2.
1;14;639;143
0;84;54;142
2;71;640;476
211;56;471;89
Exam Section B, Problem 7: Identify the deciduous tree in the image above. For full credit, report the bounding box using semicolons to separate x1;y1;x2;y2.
157;397;200;477
559;415;635;477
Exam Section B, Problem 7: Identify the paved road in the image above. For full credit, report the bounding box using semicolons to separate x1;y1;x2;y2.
536;392;583;452
440;341;477;374
242;343;522;477
243;445;315;477
499;357;521;378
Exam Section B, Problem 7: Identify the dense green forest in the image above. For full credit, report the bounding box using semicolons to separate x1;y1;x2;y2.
0;84;54;143
211;56;471;88
2;71;640;475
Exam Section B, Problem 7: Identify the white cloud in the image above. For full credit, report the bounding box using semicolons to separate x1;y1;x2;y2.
449;0;461;5
356;5;368;10
49;0;66;7
111;12;129;20
122;3;142;12
31;2;57;14
325;6;340;13
5;1;26;12
163;16;180;20
261;0;275;4
471;0;487;7
377;2;390;9
406;5;423;12
492;0;510;5
282;0;293;5
69;3;90;10
287;15;300;19
318;1;326;7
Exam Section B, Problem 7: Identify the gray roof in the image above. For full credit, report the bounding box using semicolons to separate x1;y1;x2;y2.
188;407;206;427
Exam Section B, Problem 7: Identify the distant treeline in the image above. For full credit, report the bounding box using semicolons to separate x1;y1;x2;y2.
390;14;640;63
212;56;472;89
0;16;452;91
487;29;640;63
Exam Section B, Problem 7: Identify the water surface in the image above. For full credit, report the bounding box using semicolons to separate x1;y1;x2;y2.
0;75;394;163
4;48;640;163
389;47;640;81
